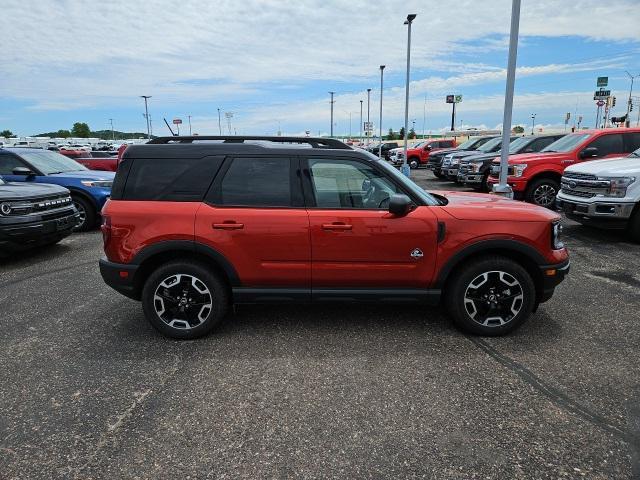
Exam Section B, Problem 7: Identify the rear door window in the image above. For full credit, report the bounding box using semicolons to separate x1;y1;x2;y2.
623;132;640;153
586;134;624;156
122;156;223;201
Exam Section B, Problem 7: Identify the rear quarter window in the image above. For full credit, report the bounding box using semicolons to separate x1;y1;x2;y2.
120;156;223;201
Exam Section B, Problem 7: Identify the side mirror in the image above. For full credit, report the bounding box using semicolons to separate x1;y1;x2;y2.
13;167;35;176
388;194;413;216
523;147;534;153
424;145;432;151
580;147;599;159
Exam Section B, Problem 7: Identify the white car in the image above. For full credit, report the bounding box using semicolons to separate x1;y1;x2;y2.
556;148;640;242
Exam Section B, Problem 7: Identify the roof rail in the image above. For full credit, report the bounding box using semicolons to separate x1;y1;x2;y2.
146;136;352;149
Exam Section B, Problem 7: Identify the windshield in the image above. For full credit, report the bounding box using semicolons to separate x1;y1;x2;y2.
508;137;531;153
456;138;477;149
477;137;503;153
9;149;88;174
541;133;591;153
363;151;440;205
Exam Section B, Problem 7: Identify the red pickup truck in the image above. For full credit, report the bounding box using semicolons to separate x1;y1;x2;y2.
394;138;457;169
487;128;640;207
61;145;128;172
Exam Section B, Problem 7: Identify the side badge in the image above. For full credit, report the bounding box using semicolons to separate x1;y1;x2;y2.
410;248;423;259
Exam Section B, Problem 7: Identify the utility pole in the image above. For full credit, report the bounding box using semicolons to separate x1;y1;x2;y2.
494;0;520;199
402;14;417;177
366;88;371;146
422;96;427;139
109;118;114;141
140;96;151;140
359;100;363;144
531;113;536;135
188;115;192;136
329;91;335;137
378;65;385;158
625;71;638;128
450;99;456;131
217;108;222;135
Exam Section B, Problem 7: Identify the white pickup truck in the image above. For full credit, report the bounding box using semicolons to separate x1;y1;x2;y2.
556;150;640;242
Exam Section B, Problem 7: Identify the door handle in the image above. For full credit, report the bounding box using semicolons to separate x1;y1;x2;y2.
322;223;352;231
212;222;244;230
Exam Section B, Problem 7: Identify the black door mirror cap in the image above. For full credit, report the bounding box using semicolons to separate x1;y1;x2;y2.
13;166;35;176
388;194;413;216
580;147;599;158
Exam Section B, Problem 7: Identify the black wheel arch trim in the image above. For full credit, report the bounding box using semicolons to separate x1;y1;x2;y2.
130;240;241;286
434;239;548;289
67;187;99;210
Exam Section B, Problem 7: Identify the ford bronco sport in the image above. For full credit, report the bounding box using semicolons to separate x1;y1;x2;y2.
99;136;569;339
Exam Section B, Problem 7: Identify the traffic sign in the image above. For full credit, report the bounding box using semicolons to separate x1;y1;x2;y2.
593;90;610;99
597;76;608;87
455;95;463;103
596;100;605;107
446;95;454;104
363;122;374;132
172;118;182;125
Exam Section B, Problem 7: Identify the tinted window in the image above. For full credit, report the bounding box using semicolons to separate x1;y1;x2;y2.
219;157;291;207
623;132;640;153
308;158;399;209
439;140;454;148
586;134;624;157
530;137;558;152
123;157;223;201
0;154;25;175
542;133;591;152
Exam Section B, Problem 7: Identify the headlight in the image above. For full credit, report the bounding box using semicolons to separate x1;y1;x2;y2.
81;180;113;188
600;176;636;198
470;163;481;173
512;164;527;177
552;221;564;250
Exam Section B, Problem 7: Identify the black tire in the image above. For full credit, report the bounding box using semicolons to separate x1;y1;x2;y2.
141;260;229;339
72;195;96;232
480;173;491;193
525;178;560;209
445;256;536;336
408;157;420;169
433;170;445;179
627;206;640;243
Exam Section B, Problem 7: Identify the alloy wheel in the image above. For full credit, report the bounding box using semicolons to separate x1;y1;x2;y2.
463;271;524;327
533;184;556;207
153;274;213;330
73;201;86;229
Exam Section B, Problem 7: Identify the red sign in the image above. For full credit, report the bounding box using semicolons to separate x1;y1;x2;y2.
172;118;183;125
596;100;605;107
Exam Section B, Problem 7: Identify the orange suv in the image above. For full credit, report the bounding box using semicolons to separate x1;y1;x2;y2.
100;136;569;339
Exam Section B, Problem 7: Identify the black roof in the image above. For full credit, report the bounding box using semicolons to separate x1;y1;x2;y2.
125;136;369;160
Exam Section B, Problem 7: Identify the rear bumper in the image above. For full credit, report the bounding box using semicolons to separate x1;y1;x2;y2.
538;259;570;303
0;209;79;251
99;257;140;299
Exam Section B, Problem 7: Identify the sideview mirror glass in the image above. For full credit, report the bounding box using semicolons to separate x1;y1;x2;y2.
388;194;412;216
580;147;599;158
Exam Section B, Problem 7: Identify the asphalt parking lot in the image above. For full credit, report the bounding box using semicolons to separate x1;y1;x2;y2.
1;168;639;479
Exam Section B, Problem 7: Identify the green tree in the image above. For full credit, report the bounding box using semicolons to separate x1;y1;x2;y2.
387;128;396;140
56;129;71;138
512;125;525;134
71;122;91;138
399;127;406;139
0;129;14;138
408;128;417;139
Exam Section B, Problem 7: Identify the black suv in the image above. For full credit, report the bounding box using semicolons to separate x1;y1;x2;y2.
366;142;400;160
427;135;498;178
0;177;78;256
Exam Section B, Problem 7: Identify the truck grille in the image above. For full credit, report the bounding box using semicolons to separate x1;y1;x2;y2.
560;173;609;198
0;194;73;216
563;172;598;181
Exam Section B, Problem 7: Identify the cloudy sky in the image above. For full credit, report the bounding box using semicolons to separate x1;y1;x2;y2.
2;0;640;137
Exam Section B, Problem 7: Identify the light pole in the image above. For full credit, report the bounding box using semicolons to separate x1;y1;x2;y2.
625;71;638;128
217;108;222;135
366;88;371;146
531;113;536;135
359;100;363;144
378;65;385;158
140;96;151;140
422;96;427;139
188;115;192;136
494;0;520;199
109;118;114;141
329;91;335;137
402;14;417;177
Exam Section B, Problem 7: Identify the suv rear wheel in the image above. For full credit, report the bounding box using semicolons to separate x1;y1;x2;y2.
445;256;535;336
142;261;229;339
525;178;560;208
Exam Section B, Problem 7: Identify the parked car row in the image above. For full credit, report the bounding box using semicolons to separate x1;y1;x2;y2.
409;128;640;241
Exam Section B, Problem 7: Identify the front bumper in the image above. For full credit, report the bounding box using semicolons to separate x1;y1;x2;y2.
459;173;484;184
487;176;528;192
538;259;570;303
0;208;79;251
556;196;635;229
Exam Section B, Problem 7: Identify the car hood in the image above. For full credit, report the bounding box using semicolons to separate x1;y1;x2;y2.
48;170;115;181
0;181;69;200
433;190;559;222
564;156;640;176
498;151;567;165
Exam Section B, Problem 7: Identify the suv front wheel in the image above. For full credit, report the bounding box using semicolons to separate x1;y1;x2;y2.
445;256;536;336
142;261;229;339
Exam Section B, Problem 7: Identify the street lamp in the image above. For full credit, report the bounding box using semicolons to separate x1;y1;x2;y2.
378;65;385;158
188;115;192;136
109;118;114;141
217;108;222;135
402;14;417;177
531;113;536;135
329;91;335;137
359;100;363;144
140;96;151;140
366;88;371;146
625;71;639;128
